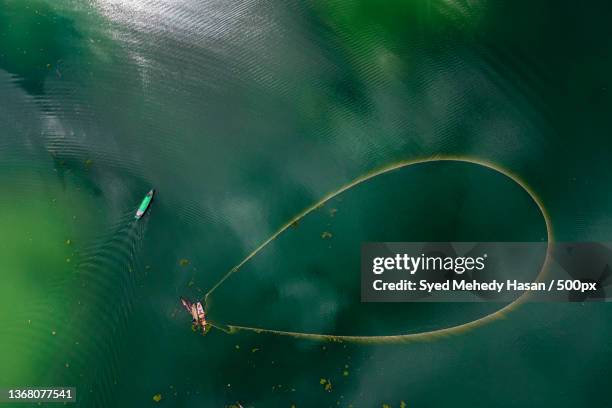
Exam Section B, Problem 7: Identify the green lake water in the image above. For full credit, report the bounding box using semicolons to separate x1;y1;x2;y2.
1;0;612;406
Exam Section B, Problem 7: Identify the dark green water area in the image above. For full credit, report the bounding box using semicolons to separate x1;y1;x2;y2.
1;0;611;406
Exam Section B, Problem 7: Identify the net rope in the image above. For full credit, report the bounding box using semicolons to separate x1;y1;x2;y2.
203;156;554;343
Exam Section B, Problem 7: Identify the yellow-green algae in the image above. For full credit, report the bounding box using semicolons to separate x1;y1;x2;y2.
0;171;100;385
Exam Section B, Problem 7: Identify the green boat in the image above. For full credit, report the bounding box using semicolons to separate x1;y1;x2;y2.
135;189;154;219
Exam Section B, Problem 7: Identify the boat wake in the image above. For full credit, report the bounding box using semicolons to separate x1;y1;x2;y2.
68;210;150;406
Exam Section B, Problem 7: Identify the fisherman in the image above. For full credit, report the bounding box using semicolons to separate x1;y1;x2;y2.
180;297;208;334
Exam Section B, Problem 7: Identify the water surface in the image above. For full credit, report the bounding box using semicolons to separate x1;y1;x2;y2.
1;0;612;406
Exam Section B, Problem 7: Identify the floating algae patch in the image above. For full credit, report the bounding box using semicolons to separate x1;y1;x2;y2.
0;170;102;386
206;158;550;342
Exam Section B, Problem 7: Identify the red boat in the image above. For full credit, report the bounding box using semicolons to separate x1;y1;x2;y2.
180;297;208;334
